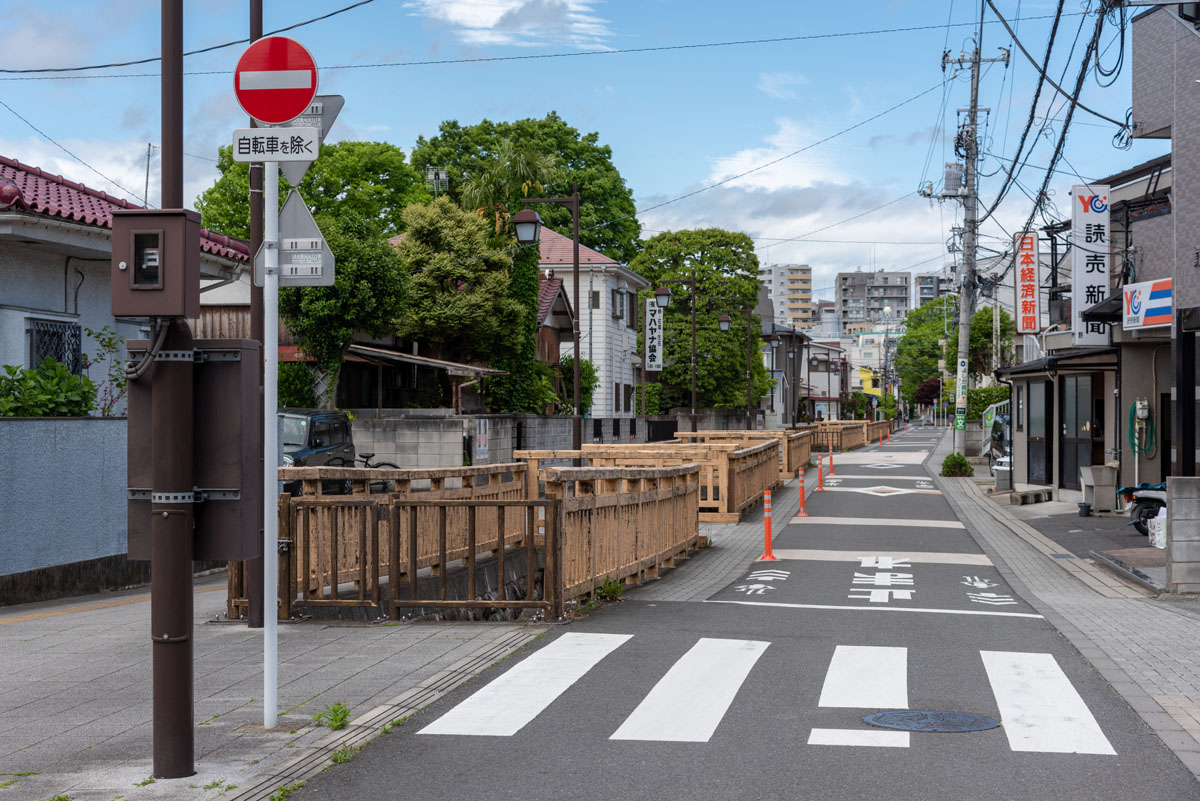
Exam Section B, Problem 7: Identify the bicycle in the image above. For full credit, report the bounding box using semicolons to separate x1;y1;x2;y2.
327;453;402;494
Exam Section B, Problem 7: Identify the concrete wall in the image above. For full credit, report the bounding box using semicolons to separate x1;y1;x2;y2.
1167;477;1200;593
351;416;464;468
0;418;127;576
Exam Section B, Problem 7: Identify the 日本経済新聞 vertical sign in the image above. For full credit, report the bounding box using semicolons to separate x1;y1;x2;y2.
645;298;663;372
1013;231;1040;334
1071;184;1111;346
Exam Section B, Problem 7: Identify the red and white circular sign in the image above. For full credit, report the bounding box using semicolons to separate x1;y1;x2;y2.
234;36;318;125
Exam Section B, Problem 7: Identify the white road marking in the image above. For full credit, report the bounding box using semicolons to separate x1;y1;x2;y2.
819;645;908;708
238;69;313;90
610;638;769;742
808;728;910;747
833;452;929;464
823;486;942;496
770;550;992;566
420;632;631;736
815;474;935;481
980;651;1116;755
706;599;1043;620
789;516;965;529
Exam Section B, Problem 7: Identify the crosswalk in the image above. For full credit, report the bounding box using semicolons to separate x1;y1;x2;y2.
420;633;1116;755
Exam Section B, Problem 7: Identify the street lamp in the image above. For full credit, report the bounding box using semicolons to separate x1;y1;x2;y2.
519;185;582;451
719;308;758;430
654;278;699;431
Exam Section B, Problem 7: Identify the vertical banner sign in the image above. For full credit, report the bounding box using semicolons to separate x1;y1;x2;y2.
1071;184;1111;346
1013;231;1041;334
645;298;663;372
954;356;968;430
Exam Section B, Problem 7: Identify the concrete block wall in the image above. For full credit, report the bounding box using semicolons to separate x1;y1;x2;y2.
1168;477;1200;593
0;418;127;576
351;416;463;468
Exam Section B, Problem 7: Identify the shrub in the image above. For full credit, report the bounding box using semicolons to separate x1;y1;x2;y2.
0;359;96;417
966;386;1010;419
940;452;974;477
279;362;318;408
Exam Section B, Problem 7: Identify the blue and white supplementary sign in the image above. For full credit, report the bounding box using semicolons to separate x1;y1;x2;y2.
1071;184;1111;346
1122;278;1173;330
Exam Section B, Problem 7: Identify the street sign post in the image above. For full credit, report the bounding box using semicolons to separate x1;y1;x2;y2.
253;190;335;287
234;36;318;125
272;95;344;184
233;35;321;731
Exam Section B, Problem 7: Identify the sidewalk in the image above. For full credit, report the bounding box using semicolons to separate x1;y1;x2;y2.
0;576;541;801
931;430;1200;778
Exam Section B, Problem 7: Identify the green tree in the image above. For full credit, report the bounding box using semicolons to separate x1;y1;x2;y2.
943;306;1016;381
278;213;407;406
393;197;524;366
558;356;599;416
629;229;772;410
195;140;428;239
894;295;956;404
411;113;642;263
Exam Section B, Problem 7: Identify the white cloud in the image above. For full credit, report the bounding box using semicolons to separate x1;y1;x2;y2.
757;72;808;101
404;0;613;48
706;118;846;192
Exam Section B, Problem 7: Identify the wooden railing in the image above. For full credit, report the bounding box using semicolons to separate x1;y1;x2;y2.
866;420;891;444
676;430;811;480
543;464;700;598
517;440;778;523
812;421;868;452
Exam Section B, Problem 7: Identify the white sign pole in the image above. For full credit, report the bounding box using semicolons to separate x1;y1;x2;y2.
263;160;279;730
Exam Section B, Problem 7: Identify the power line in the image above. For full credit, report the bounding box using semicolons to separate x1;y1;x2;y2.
0;97;142;202
0;12;1085;82
0;1;375;75
985;0;1127;129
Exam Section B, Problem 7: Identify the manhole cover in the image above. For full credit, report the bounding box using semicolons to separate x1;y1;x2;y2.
863;710;1000;733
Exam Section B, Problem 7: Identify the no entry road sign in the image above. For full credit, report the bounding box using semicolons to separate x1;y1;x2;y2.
234;36;318;125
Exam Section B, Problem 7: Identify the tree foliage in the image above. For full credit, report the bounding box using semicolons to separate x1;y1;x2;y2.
894;296;956;404
195;140;428;239
629;229;772;410
393;197;524;365
278;213;407;406
559;356;599;416
411;113;642;263
914;377;943;405
944;306;1016;380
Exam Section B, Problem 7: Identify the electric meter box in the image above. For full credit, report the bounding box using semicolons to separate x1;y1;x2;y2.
111;208;201;318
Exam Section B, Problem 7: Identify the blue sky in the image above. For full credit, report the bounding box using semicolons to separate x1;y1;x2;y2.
0;1;1166;298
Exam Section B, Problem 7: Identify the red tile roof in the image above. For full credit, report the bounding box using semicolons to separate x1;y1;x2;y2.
0;155;249;262
538;271;567;323
538;225;618;266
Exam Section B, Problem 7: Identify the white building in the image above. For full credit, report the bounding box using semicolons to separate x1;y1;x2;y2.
539;227;648;419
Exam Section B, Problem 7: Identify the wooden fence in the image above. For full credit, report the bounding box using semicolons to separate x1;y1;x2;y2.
544;464;700;598
866;420;891;444
812;421;868;452
226;461;702;620
676;430;812;480
517;439;778;523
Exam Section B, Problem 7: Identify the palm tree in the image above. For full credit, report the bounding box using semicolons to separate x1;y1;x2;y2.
460;138;560;234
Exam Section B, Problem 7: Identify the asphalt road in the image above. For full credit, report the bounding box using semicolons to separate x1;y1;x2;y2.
291;429;1198;801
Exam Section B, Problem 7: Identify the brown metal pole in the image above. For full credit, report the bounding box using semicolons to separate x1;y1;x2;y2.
152;0;193;778
571;184;582;453
245;0;265;629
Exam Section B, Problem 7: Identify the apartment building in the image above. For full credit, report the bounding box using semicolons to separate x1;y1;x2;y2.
836;269;910;324
759;263;813;329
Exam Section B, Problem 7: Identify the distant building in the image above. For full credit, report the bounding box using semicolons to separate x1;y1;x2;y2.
836;269;910;324
915;269;956;308
758;263;812;329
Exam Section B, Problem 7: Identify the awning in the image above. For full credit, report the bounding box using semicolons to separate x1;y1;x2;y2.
1081;291;1123;323
347;344;508;378
995;346;1118;378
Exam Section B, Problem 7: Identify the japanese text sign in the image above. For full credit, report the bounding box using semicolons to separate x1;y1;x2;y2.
232;128;319;162
645;298;663;372
1013;231;1040;334
1071;184;1111;346
1123;278;1173;330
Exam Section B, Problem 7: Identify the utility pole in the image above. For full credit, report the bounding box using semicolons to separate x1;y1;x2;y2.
942;36;1008;454
245;0;265;631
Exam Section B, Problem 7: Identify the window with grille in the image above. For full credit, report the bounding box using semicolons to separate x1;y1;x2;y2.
29;319;83;374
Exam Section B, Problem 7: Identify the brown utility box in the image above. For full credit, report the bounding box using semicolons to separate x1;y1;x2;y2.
127;337;263;561
111;208;201;319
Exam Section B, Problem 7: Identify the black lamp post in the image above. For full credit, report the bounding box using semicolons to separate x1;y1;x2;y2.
515;186;581;450
654;277;698;431
719;309;758;430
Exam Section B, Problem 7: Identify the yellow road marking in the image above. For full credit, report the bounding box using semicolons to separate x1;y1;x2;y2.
0;584;225;626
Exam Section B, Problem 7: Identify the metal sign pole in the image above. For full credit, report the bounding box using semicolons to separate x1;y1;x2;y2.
263;159;279;729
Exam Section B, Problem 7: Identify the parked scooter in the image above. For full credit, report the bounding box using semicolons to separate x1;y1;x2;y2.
1118;482;1167;535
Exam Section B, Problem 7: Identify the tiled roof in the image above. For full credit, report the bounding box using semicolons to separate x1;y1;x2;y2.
538;271;566;323
538;225;618;266
0;155;249;262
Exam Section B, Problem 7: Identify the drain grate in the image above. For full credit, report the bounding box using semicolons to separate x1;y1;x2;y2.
863;710;1000;733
